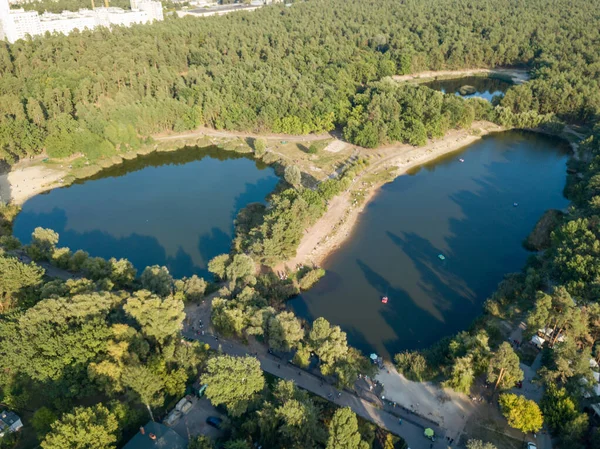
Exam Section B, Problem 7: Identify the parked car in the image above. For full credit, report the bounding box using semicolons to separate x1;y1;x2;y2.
206;416;222;429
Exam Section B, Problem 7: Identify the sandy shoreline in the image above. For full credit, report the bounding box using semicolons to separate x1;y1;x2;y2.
392;67;530;84
279;122;503;271
0;122;502;266
0;160;67;205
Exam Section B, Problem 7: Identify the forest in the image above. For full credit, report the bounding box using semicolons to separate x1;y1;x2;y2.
1;0;600;163
2;0;600;447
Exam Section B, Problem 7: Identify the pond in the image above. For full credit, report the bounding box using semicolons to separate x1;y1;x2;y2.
13;147;279;279
422;76;512;101
290;131;570;358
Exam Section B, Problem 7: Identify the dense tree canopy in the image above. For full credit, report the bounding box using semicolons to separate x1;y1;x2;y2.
202;355;265;417
499;393;544;434
2;0;600;162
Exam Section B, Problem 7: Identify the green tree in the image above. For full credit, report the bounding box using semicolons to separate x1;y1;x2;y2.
542;384;588;441
122;364;165;421
0;293;114;382
466;440;497;449
254;138;267;157
202;355;265;416
0;254;44;311
268;311;304;351
308;317;349;374
189;435;214;449
394;351;427;381
181;275;207;301
108;258;136;288
32;407;58;439
499;393;544;433
225;253;255;283
124;290;185;345
208;254;230;280
41;404;118;449
443;355;475;394
487;342;523;389
326;407;366;449
284;165;302;187
26;227;59;261
139;265;173;296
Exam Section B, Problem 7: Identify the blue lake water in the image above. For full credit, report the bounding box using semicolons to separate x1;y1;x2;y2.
291;131;570;357
422;76;512;101
13;147;279;279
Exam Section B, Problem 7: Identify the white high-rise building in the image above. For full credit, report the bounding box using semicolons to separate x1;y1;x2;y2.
137;0;163;22
0;0;163;43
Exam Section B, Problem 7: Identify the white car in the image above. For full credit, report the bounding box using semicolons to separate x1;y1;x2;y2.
527;443;537;449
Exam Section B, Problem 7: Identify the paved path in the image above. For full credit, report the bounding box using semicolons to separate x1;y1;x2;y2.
8;250;79;281
183;328;448;449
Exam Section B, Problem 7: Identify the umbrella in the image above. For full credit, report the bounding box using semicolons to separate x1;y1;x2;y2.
424;428;434;438
370;353;378;360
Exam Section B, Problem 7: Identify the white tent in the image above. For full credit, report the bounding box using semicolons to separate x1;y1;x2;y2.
531;335;545;349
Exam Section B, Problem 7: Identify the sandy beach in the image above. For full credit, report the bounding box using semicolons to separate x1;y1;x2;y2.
278;122;503;271
393;67;530;84
0;162;66;205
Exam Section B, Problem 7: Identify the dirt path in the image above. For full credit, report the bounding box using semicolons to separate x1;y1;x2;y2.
393;68;529;84
155;126;335;143
279;122;502;270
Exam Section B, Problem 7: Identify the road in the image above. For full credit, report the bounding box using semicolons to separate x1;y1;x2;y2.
183;327;448;449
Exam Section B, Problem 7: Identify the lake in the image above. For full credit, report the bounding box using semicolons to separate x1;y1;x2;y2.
422;76;512;101
290;131;570;357
13;147;279;279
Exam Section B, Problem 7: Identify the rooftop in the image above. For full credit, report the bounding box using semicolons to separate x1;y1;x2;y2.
0;411;21;428
122;421;187;449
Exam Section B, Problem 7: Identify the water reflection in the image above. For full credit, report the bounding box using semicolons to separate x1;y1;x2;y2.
422;76;512;101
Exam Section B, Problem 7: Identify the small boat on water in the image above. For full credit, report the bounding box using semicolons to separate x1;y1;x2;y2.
381;296;388;304
513;202;519;207
438;254;446;260
459;158;465;163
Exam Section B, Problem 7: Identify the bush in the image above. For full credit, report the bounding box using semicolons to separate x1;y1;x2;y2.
0;235;21;250
308;143;318;154
394;351;427;381
254;138;267;157
298;267;325;290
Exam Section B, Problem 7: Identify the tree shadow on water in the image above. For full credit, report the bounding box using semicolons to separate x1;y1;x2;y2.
355;258;437;356
197;227;232;267
14;207;205;278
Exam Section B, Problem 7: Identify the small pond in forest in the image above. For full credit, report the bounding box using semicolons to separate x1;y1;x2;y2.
13;147;279;279
422;75;512;101
290;131;570;357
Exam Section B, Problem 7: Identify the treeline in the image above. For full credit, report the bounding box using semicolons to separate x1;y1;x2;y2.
2;0;600;162
394;125;600;449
